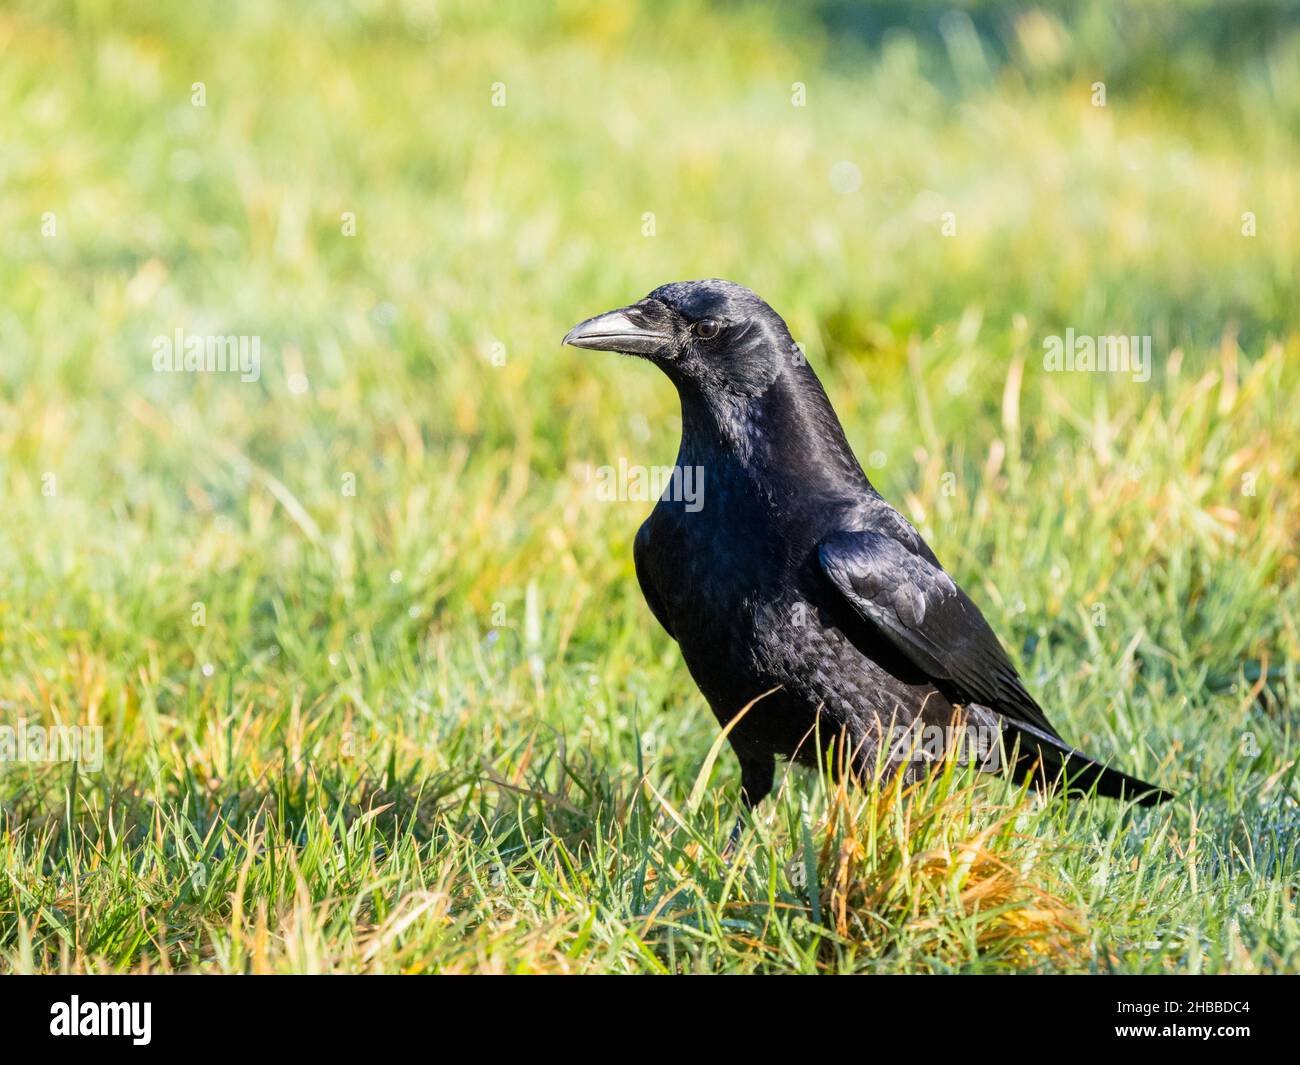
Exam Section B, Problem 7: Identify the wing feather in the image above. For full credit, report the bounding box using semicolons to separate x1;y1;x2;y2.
818;528;1062;739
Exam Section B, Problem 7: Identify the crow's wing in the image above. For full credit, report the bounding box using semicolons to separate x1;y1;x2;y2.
818;528;1062;740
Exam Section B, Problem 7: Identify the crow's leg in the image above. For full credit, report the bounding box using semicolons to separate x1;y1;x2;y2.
724;754;775;856
740;753;776;808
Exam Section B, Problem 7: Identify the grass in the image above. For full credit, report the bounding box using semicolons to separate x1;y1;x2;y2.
1;0;1298;972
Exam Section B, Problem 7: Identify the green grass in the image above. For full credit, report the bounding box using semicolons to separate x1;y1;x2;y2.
1;0;1298;972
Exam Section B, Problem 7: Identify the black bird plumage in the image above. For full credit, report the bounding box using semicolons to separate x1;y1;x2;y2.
564;279;1171;815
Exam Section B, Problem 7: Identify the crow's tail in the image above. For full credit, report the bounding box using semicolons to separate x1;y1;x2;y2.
1007;724;1172;807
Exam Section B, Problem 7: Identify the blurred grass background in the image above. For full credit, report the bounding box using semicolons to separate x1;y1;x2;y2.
1;0;1298;972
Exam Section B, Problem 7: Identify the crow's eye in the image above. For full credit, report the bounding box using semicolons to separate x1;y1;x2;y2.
693;318;721;340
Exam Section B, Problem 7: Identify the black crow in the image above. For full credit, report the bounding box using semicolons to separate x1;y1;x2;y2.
564;279;1171;822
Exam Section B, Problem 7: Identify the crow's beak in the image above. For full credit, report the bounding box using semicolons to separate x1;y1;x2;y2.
562;304;672;356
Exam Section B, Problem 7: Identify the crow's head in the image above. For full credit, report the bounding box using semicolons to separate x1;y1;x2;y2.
563;279;798;397
565;279;867;485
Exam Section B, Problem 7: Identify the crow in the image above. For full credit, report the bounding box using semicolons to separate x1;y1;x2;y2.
564;279;1171;827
